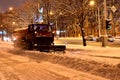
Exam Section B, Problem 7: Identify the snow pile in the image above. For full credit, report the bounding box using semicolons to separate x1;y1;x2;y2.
8;49;120;80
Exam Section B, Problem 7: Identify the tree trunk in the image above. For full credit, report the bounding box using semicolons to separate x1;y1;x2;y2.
80;27;87;46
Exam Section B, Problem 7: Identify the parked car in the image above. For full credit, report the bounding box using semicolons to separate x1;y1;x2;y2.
96;37;102;42
85;35;96;41
96;35;114;42
108;35;114;42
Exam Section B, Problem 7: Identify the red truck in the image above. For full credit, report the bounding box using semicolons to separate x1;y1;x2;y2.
13;24;66;52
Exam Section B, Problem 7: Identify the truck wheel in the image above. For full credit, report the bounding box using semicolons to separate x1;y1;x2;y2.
26;42;33;50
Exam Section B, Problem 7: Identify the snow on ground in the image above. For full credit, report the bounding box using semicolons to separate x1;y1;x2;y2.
0;39;120;80
66;45;120;65
0;41;108;80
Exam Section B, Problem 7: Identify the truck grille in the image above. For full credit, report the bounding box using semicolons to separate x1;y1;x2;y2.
36;37;54;45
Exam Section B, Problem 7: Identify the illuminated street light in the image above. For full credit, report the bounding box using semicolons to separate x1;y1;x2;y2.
60;12;62;15
12;22;16;25
89;0;101;37
1;25;3;27
50;11;53;15
9;7;13;11
89;0;95;6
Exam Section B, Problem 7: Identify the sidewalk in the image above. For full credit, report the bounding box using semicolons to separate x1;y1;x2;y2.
55;37;120;58
65;44;120;65
66;43;120;57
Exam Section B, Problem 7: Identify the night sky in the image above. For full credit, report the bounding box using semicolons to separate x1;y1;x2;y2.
0;0;25;12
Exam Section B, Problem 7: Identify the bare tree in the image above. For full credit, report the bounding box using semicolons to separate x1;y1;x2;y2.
1;8;24;34
52;0;94;46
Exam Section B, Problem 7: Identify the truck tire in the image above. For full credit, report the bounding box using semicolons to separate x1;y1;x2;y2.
26;42;33;50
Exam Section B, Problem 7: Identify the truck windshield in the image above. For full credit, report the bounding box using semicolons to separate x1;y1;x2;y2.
28;24;52;32
34;24;52;32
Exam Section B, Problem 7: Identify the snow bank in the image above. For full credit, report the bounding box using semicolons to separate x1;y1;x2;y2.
8;49;120;80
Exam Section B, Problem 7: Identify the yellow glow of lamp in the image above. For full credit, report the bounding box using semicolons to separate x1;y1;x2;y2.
89;0;95;6
9;7;13;11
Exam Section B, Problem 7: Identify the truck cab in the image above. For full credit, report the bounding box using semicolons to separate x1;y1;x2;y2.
27;24;54;46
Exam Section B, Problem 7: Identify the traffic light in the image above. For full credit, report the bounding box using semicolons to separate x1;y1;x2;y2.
106;20;112;30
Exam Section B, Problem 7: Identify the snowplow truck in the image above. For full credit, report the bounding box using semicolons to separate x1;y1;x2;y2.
13;24;66;52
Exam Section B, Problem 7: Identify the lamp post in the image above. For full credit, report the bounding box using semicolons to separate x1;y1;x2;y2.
12;21;16;32
0;12;4;41
89;0;107;47
1;24;3;41
55;12;63;39
49;11;63;39
98;7;101;37
102;0;108;47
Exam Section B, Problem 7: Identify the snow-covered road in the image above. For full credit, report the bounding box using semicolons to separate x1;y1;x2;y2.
0;41;109;80
0;40;120;80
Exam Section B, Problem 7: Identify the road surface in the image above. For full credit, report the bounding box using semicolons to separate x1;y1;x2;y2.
0;40;109;80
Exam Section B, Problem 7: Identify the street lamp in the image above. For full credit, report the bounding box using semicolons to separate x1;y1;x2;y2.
12;21;16;32
1;24;3;41
90;0;102;37
89;0;95;35
49;11;63;39
12;22;16;25
49;11;53;15
89;0;95;6
0;12;4;41
89;0;107;46
9;7;13;11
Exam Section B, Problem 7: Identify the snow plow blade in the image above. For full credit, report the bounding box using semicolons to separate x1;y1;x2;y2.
53;45;66;51
38;45;66;52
